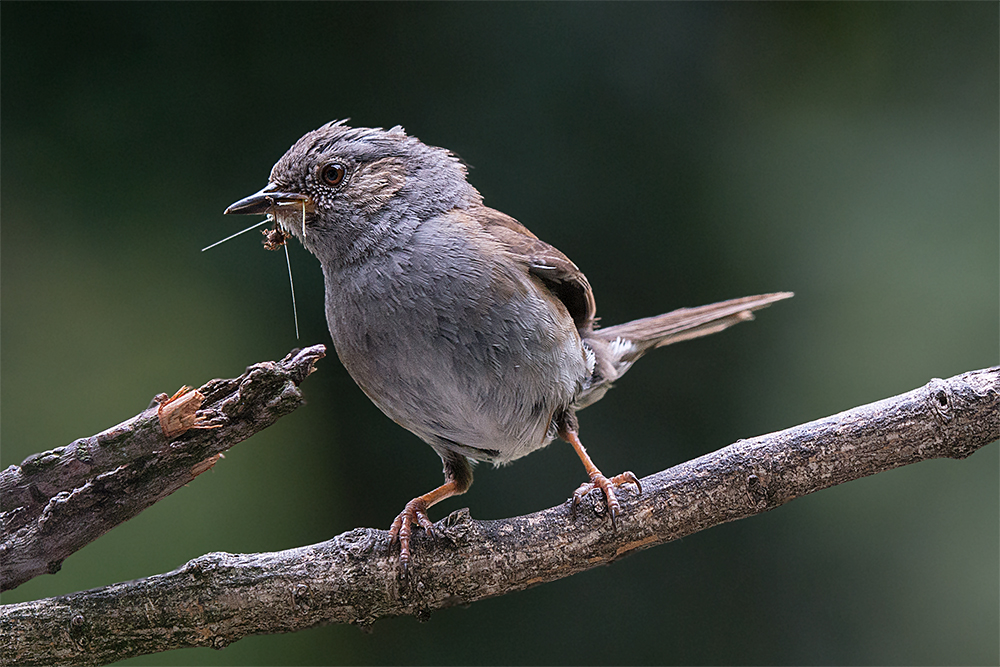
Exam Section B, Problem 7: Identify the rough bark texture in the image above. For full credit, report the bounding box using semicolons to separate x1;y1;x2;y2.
0;345;326;592
1;366;997;667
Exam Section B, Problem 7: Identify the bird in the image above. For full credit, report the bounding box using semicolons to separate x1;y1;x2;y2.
224;120;791;567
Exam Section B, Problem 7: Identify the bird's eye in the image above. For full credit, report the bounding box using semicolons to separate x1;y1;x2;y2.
321;163;346;186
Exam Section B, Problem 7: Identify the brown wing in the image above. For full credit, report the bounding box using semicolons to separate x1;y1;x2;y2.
474;207;596;331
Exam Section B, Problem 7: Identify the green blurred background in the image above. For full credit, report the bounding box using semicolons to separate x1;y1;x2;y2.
2;3;997;665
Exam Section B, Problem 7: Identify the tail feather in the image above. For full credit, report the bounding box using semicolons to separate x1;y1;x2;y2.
572;291;792;411
591;292;793;363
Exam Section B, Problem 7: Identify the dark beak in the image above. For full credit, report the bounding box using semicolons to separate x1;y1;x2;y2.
224;184;310;215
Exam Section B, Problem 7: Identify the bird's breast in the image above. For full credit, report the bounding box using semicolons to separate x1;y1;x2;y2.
321;218;587;463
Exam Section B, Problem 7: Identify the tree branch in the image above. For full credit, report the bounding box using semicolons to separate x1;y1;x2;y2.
2;366;997;667
0;345;327;592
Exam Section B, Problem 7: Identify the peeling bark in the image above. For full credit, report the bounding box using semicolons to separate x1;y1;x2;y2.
0;346;327;592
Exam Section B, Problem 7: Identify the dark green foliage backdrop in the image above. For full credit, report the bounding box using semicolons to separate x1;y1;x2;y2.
2;3;997;665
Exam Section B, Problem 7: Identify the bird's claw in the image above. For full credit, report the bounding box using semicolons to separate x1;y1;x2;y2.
572;471;642;529
388;497;436;571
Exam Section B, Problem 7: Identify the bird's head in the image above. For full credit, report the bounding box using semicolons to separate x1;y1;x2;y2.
225;120;480;264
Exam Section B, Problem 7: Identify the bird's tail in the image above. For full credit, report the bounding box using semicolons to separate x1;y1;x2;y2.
573;292;792;411
590;292;793;363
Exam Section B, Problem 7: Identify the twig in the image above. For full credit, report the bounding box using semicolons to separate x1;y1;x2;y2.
0;346;327;592
1;365;996;667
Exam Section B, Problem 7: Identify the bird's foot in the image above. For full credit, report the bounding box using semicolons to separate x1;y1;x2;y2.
572;471;642;528
388;497;436;571
385;478;467;571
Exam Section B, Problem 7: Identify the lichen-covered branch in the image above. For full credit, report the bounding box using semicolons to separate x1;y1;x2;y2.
1;366;996;667
0;345;327;592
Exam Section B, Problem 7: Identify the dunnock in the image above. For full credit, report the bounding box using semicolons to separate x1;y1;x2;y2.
225;121;791;566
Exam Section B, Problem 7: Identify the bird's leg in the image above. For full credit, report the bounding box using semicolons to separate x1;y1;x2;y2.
389;454;472;569
561;424;641;529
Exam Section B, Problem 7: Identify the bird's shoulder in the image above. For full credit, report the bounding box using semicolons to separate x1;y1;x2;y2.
452;205;597;330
